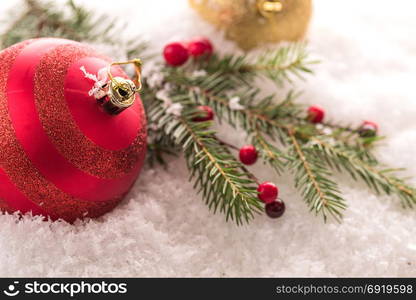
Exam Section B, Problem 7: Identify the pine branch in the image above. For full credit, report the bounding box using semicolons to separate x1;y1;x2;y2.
287;130;346;221
166;71;349;221
140;30;416;223
244;43;316;84
1;0;147;58
2;0;91;46
311;137;416;208
202;53;252;85
251;126;286;174
144;88;263;225
212;136;261;185
166;73;406;221
146;128;178;168
185;59;362;139
201;43;316;86
165;67;413;221
166;70;293;142
174;116;263;225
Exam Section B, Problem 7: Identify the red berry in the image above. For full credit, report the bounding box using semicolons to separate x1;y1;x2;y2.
192;106;214;122
239;145;258;165
362;120;378;131
187;37;214;58
163;42;189;66
307;105;325;123
257;182;278;203
359;120;378;137
265;200;285;219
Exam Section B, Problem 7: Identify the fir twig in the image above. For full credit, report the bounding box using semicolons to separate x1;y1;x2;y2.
287;130;346;221
251;125;286;174
201;43;316;86
146;129;178;168
243;43;317;84
311;137;416;207
144;90;263;225
174;117;262;224
1;0;147;58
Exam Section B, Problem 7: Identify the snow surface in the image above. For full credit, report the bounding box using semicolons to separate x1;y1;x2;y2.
1;0;416;277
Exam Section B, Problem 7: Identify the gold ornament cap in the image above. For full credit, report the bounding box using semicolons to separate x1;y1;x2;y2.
103;59;143;115
257;0;283;18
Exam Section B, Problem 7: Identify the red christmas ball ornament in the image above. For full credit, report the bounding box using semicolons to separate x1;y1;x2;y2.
0;38;147;222
265;200;285;219
359;120;378;137
163;42;189;66
239;145;258;165
192;105;214;122
257;182;278;204
187;37;214;58
307;105;325;123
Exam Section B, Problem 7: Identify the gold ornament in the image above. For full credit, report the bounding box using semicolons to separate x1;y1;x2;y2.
189;0;312;50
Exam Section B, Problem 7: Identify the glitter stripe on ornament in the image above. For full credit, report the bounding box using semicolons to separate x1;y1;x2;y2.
7;39;140;202
0;39;120;222
35;44;146;179
0;167;49;217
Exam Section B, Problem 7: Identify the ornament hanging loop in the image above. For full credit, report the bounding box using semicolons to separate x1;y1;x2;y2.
107;58;143;91
256;0;283;19
103;58;143;115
